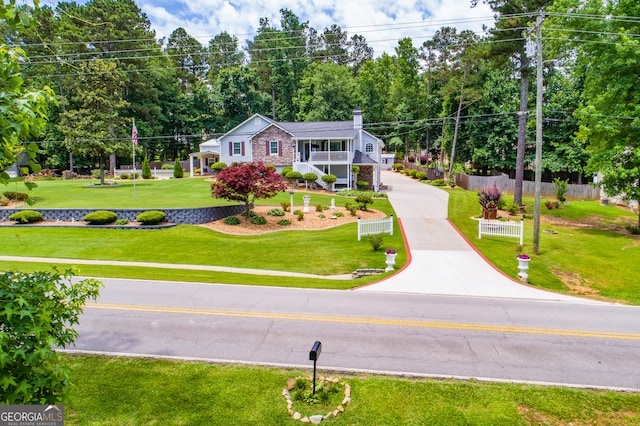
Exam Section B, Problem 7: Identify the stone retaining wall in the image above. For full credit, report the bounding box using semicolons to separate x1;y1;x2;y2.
0;205;247;225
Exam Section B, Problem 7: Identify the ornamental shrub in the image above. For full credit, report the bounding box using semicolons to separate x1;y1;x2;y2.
173;158;183;178
553;177;568;203
355;195;374;211
278;219;291;226
303;172;318;187
286;171;302;184
321;174;337;190
211;162;227;173
281;201;291;212
161;163;174;170
250;216;267;225
333;211;345;218
297;212;304;221
9;210;42;224
368;234;384;251
3;191;29;201
280;166;292;177
224;216;241;225
0;198;9;206
420;155;428;165
142;157;152;179
356;180;369;189
416;171;428;181
120;174;130;180
392;163;404;171
136;210;166;225
267;208;285;216
408;169;418;178
315;204;324;212
83;211;117;225
407;155;415;163
115;219;129;225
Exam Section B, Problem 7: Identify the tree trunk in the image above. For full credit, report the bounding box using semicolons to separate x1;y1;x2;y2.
448;65;467;176
514;55;530;209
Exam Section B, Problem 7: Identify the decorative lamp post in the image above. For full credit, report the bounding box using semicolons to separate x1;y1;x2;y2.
289;189;295;215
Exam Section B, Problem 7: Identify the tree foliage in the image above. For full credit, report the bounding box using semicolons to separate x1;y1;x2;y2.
0;270;102;403
210;162;287;219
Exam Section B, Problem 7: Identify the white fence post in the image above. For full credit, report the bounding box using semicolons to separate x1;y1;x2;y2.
358;215;394;241
478;218;524;245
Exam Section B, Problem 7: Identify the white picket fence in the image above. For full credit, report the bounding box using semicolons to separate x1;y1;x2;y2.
358;215;394;241
478;218;524;245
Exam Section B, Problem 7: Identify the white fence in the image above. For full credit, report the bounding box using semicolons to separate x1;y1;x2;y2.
478;219;524;245
358;215;394;241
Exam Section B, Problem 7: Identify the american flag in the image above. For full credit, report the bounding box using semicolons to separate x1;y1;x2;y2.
132;120;138;145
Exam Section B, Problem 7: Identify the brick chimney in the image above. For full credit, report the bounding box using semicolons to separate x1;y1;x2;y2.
353;109;362;130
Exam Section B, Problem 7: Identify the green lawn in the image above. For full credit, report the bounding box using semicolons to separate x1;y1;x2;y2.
445;187;640;304
63;354;640;425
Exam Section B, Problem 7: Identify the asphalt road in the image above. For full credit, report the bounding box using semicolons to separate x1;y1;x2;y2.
70;278;640;391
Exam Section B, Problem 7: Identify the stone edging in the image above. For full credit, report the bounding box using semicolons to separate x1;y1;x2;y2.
282;376;351;424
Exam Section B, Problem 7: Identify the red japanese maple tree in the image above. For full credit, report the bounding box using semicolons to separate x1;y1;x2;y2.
210;162;287;220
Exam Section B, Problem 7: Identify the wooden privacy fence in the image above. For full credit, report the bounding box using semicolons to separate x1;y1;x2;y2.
358;215;394;241
478;218;524;245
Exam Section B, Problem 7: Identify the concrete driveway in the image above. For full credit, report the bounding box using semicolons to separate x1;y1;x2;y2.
358;171;604;304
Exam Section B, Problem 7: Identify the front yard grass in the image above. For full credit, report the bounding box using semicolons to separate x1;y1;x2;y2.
445;187;640;304
63;354;640;425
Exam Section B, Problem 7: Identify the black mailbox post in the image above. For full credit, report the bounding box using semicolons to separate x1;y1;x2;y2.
309;341;322;394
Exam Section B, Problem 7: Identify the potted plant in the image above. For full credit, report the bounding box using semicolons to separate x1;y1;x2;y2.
478;185;501;220
385;248;397;271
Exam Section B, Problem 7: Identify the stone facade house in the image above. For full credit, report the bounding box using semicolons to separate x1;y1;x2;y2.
202;109;384;191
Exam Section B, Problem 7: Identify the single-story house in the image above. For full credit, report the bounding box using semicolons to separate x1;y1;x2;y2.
197;109;384;191
189;138;220;176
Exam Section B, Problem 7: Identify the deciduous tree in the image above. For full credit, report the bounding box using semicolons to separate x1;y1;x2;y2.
211;161;287;220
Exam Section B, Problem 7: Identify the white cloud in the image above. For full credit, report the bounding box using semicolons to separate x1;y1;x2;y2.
139;0;495;54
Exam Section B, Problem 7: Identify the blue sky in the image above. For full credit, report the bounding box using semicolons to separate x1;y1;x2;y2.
45;0;496;55
139;0;495;54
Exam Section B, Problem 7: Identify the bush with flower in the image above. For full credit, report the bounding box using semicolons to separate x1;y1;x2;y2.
385;248;396;255
478;185;502;210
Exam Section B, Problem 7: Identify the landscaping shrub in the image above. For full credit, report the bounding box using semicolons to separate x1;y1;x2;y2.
415;171;428;181
211;162;227;173
83;211;117;225
286;171;302;185
0;198;9;206
136;210;166;225
3;191;29;201
303;172;318;187
407;155;415;163
505;202;520;215
160;163;174;170
392;163;404;171
321;174;337;189
368;234;384;251
120;174;130;180
356;180;369;189
315;204;324;212
420;155;428;165
277;219;291;226
250;216;267;225
224;216;241;225
355;195;374;211
553;177;568;203
430;179;446;186
9;210;42;224
173;159;183;178
280;166;292;177
318;214;325;219
297;212;304;221
408;169;418;178
478;185;502;210
267;208;285;216
241;210;256;218
142;157;152;179
115;219;129;225
333;211;345;218
281;202;291;212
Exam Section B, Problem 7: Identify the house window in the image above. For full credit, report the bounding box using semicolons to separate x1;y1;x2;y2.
365;143;374;153
255;117;261;126
269;141;279;155
233;142;242;155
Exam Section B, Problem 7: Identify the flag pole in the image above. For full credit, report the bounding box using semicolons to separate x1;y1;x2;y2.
132;118;137;200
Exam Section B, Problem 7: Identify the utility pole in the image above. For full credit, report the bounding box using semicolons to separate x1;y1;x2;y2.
533;13;545;255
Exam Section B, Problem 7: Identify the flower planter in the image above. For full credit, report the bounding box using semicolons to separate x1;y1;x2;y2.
517;257;530;283
385;253;397;271
482;208;498;220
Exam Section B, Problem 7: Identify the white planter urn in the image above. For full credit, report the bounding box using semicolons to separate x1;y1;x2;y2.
517;256;531;283
385;253;397;271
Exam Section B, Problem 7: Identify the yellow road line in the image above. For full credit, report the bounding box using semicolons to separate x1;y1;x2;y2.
86;303;640;341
